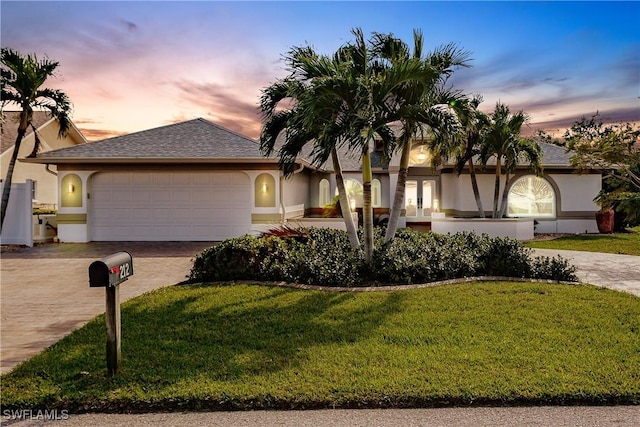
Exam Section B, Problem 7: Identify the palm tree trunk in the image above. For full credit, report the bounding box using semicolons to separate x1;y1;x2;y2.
332;149;360;249
384;139;411;243
362;145;374;261
498;172;511;218
493;157;501;218
468;158;485;218
27;124;42;158
1;128;27;232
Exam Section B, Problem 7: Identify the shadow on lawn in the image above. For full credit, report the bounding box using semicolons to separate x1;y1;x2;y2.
26;284;406;408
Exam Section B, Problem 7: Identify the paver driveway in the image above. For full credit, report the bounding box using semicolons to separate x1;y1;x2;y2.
0;242;215;374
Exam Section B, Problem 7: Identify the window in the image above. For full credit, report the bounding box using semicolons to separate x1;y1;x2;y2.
335;179;363;208
32;181;37;201
372;179;381;207
319;179;331;207
507;176;555;217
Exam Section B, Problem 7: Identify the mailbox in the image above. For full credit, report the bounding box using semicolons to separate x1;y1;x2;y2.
89;252;133;287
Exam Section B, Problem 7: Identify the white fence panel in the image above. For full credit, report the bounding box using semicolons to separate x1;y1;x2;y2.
0;180;33;247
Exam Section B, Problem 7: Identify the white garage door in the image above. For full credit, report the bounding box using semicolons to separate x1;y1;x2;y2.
90;171;251;241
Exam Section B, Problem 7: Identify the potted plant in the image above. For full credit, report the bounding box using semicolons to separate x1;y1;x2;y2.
594;191;615;234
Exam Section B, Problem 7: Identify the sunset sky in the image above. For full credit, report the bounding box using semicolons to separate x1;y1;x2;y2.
2;1;639;141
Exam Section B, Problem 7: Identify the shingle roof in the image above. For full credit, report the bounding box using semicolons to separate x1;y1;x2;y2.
29;117;573;171
470;142;572;168
537;142;572;166
1;111;52;154
32;118;269;161
327;141;572;173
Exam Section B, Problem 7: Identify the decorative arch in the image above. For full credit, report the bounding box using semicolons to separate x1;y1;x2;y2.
60;173;82;207
255;173;276;207
507;175;555;217
319;179;331;207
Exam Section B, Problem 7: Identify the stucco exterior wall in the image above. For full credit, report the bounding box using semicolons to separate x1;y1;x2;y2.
282;171;310;208
1;121;86;206
2;135;58;205
440;173;499;215
550;173;600;212
439;170;600;234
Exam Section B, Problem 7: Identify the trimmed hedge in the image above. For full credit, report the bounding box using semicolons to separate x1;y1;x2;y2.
189;228;578;286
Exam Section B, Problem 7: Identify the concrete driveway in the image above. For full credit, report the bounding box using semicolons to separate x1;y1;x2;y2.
0;242;215;374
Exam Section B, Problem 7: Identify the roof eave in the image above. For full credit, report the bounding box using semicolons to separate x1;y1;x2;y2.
19;157;327;173
20;157;282;164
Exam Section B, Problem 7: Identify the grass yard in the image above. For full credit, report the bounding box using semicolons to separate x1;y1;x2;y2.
2;282;639;411
526;226;640;256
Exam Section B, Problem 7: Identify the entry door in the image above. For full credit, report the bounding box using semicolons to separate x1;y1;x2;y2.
405;179;436;221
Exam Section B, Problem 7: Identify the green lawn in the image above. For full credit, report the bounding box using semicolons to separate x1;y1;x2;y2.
3;282;639;411
526;226;640;256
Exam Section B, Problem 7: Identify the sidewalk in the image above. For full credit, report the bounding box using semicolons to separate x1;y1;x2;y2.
4;405;640;426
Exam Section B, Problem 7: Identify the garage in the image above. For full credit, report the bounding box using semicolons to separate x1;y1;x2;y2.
90;171;251;241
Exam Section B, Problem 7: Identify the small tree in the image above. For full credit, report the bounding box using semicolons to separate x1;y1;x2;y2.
1;48;72;231
479;103;543;218
565;113;640;225
440;94;490;218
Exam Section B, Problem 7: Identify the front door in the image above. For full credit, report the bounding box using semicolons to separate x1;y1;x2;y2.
405;179;437;221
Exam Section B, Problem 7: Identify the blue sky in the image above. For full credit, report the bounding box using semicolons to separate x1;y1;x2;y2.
2;1;638;140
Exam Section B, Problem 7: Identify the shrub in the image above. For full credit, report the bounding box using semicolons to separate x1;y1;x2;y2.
530;256;579;282
189;228;578;286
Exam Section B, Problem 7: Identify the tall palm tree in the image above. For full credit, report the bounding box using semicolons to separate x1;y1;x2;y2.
1;48;72;231
479;103;543;218
259;52;362;249
443;94;490;218
369;30;470;242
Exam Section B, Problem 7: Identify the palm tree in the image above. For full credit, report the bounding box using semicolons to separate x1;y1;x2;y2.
443;94;490;218
479;103;543;218
369;31;470;242
261;29;447;260
1;48;72;231
259;53;361;249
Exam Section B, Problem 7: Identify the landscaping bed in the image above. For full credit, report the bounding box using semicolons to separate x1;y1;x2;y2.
189;228;578;287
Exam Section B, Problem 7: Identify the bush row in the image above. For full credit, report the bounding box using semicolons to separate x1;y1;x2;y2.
189;228;578;286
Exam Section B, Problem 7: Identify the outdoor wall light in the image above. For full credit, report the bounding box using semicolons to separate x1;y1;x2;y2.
349;198;356;212
261;183;268;193
433;198;440;212
416;147;427;162
67;184;75;194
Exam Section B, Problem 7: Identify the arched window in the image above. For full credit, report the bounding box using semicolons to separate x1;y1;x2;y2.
507;176;555;217
319;179;331;207
372;179;381;207
408;144;430;166
335;179;363;208
255;173;276;207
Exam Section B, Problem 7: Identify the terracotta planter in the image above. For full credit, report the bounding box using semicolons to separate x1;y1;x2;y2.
595;209;615;234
